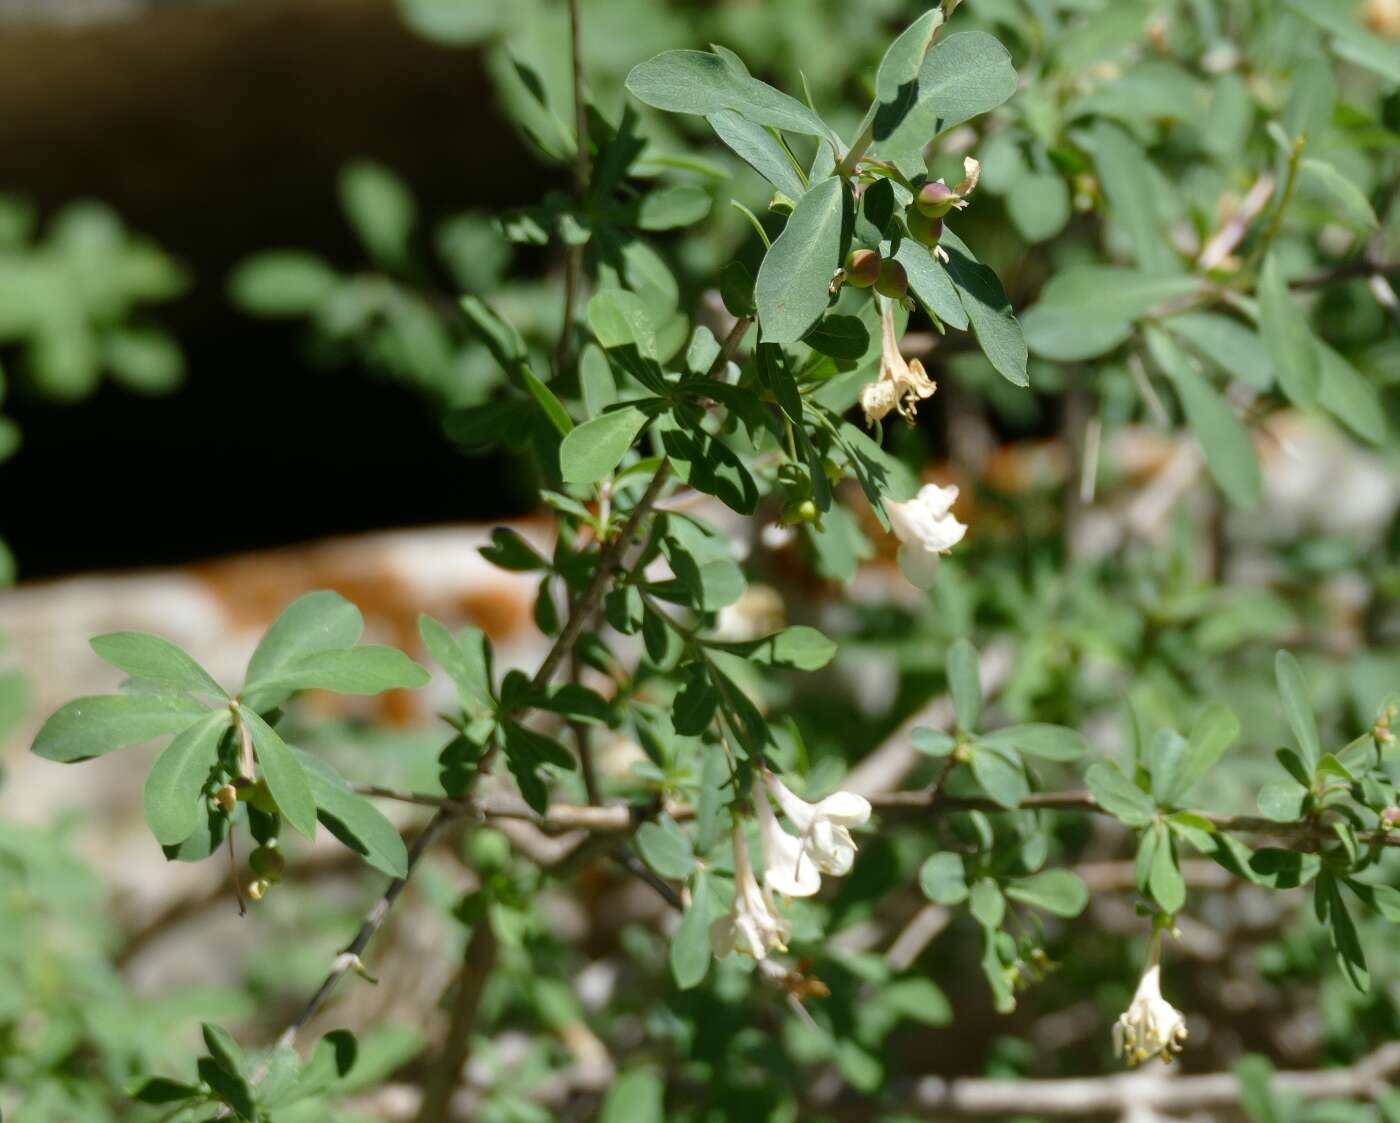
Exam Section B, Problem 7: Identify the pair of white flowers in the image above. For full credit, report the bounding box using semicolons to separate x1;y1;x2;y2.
709;772;871;961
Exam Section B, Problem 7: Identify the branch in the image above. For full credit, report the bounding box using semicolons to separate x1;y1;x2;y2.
907;1041;1400;1118
410;918;498;1123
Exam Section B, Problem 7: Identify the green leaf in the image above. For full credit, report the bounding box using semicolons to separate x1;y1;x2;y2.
913;727;956;756
875;32;1017;156
1093;121;1177;273
637;185;711;230
755;175;846;345
709;626;837;671
882;978;952;1026
804;314;870;360
90;632;227;699
1258;254;1321;407
970;744;1028;810
1164;311;1272;390
560;406;649;484
1169;703;1241;801
1005;171;1070;243
588;287;657;359
947;637;980;731
518;362;575;437
1022;267;1199;361
32;693;212;763
143;710;233;846
250;647;430;697
1006;869;1089;917
1300;158;1379;231
238;706;318;839
661;515;747;610
706;110;806;200
501;721;574;813
1149;828;1186;912
244;591;365;707
873;8;944;104
198;1056;257;1121
1146;326;1261;508
894;240;968;329
105;327;184;394
227;251;339;317
479;527;549;571
940;230;1027;387
625;47;836;141
969;876;1006;928
339;159;416;270
1275;650;1321;772
660;422;759;516
203;1022;249;1077
1085;761;1154;826
1321;873;1370;993
129;1076;203;1105
1234;1055;1287;1123
636;814;696;879
1258;781;1308;822
919;851;969;904
599;1067;665;1123
461;294;527;369
1318;342;1388;445
981;723;1087;761
297;752;409;877
670;870;713;989
694;748;728;854
0;670;30;745
1148;729;1190;808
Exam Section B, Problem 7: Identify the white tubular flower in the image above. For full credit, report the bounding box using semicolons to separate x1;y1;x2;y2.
885;483;967;589
755;777;822;898
764;771;871;877
860;301;937;427
710;825;792;960
1114;930;1188;1068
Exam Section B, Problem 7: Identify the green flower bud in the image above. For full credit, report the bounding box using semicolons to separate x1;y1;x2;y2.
874;259;909;299
844;248;882;288
905;208;944;248
916;181;956;218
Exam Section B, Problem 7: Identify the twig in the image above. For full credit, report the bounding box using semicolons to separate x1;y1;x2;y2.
907;1041;1400;1118
411;918;499;1123
554;0;589;374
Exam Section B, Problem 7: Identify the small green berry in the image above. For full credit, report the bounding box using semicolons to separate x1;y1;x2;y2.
905;208;944;248
874;259;909;299
250;845;286;884
916;180;956;218
844;248;882;288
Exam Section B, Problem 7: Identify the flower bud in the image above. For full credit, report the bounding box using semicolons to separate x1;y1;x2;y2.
1382;807;1400;829
214;784;238;813
844;248;882;288
250;845;286;884
246;878;268;902
905;208;944;248
874;259;908;299
916;181;956;218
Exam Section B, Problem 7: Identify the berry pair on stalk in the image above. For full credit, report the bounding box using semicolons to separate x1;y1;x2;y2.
843;176;960;299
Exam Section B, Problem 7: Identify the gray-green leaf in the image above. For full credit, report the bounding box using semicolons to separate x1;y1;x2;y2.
297;751;409;877
90;632;228;699
755;175;845;345
560;406;648;484
238;706;318;839
1258;254;1320;407
143;710;234;846
33;693;212;763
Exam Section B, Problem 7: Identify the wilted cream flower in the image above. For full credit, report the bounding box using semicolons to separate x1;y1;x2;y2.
710;825;792;960
860;301;936;426
764;771;871;877
952;155;981;204
1114;929;1188;1067
755;776;821;898
885;483;967;588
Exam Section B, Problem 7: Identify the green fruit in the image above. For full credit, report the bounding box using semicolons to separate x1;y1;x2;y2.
250;845;285;883
906;208;944;248
916;180;956;217
874;259;909;299
844;248;882;288
781;498;819;525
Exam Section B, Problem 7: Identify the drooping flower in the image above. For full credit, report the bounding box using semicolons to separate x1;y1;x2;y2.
885;483;967;588
764;771;871;877
860;301;937;427
1114;929;1189;1068
709;825;792;959
755;777;821;898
